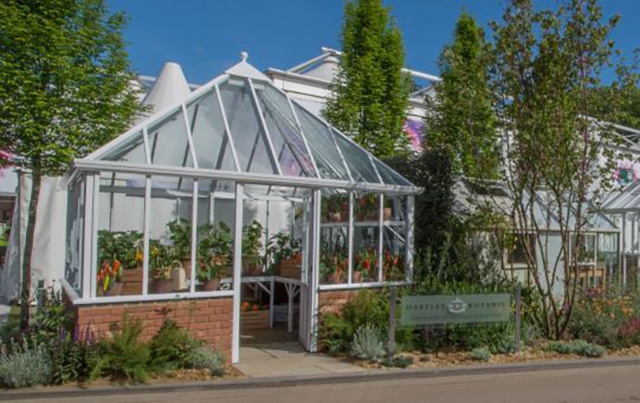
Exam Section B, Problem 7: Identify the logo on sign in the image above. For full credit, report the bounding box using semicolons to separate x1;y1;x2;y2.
447;297;467;314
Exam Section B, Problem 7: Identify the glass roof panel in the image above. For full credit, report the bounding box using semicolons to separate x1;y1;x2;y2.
186;91;237;172
147;109;190;167
332;129;381;184
219;78;279;175
256;85;316;177
103;131;147;164
292;103;350;181
374;160;414;187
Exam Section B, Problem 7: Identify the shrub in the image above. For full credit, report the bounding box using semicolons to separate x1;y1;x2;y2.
546;340;605;358
470;347;492;362
350;324;385;362
381;355;414;368
0;337;52;388
186;346;226;377
97;314;150;383
46;326;100;384
149;319;202;371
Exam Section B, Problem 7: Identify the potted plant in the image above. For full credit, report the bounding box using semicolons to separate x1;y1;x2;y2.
323;194;348;222
98;230;143;295
149;239;172;294
97;259;123;296
198;222;233;288
320;251;346;284
357;194;379;221
265;232;301;277
383;198;393;221
353;248;376;283
242;220;263;276
167;218;192;272
383;249;404;282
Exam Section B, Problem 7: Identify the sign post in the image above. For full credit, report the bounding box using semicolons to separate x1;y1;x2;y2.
388;287;397;358
400;294;511;326
515;283;522;354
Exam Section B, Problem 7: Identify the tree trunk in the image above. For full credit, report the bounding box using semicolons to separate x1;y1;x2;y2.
19;169;41;330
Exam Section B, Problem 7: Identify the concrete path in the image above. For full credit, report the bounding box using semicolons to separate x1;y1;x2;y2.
10;362;640;402
235;341;365;378
0;297;10;325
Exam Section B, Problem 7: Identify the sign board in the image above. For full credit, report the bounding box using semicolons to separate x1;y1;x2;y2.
400;294;511;326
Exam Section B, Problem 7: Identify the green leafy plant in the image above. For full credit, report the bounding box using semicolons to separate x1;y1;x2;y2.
381;355;414;368
350;324;385;362
0;336;52;388
546;340;605;358
167;219;192;261
265;232;301;274
242;220;263;257
470;347;492;362
149;319;202;371
97;314;150;383
186;346;226;377
197;222;233;283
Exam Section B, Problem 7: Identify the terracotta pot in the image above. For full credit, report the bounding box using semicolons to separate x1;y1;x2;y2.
150;279;173;294
202;277;221;291
243;256;262;276
121;268;143;295
328;271;342;284
352;271;363;283
365;212;379;221
383;207;392;221
291;252;302;265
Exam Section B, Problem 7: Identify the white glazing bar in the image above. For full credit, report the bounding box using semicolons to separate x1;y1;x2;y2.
142;175;151;296
405;195;415;282
248;78;283;175
325;123;353;182
378;194;384;282
181;104;199;169
286;96;320;178
82;175;93;299
309;189;322;352
90;173;100;299
191;179;199;294
215;84;242;172
142;127;152;165
368;153;384;184
232;183;244;364
348;193;354;285
623;212;628;287
209;193;215;224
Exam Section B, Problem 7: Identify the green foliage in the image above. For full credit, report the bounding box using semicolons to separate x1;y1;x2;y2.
350;324;385;362
167;219;192;260
197;222;234;281
381;355;413;368
425;13;498;178
488;0;639;339
0;0;144;328
97;230;143;270
185;346;226;377
0;336;52;388
96;314;150;383
265;232;301;274
470;347;492;362
324;0;411;157
149;319;203;371
546;340;605;358
242;220;264;257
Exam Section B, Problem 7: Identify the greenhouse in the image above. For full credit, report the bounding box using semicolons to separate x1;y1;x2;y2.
61;53;421;363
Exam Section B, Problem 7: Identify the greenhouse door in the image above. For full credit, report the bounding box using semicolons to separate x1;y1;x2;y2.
299;190;320;352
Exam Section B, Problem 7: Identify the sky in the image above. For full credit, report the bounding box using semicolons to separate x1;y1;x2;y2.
108;0;640;85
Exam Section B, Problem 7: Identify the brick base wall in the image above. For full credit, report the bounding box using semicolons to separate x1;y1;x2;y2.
64;290;233;359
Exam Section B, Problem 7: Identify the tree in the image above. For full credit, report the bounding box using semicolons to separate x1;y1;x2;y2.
487;0;638;338
425;12;498;178
324;0;411;158
0;0;142;329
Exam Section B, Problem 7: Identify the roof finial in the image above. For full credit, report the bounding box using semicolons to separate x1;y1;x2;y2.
240;51;248;62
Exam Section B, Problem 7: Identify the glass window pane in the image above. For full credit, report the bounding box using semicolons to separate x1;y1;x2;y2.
147;109;190;167
103;131;147;164
383;225;406;282
97;173;145;297
65;177;84;296
333;130;381;184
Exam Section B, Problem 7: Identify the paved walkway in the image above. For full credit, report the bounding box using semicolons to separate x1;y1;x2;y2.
235;328;364;378
0;297;10;325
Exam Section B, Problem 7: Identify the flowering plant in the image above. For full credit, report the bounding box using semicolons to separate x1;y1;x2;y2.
241;301;266;312
382;249;404;281
354;248;377;279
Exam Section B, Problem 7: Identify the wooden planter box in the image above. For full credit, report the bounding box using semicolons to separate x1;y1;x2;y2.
121;268;142;295
241;309;270;331
278;255;301;278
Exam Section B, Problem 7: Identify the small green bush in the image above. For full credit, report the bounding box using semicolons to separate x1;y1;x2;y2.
546;340;605;358
351;324;385;362
149;319;202;371
97;314;150;383
0;337;52;388
186;346;226;376
381;355;414;368
470;347;492;362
